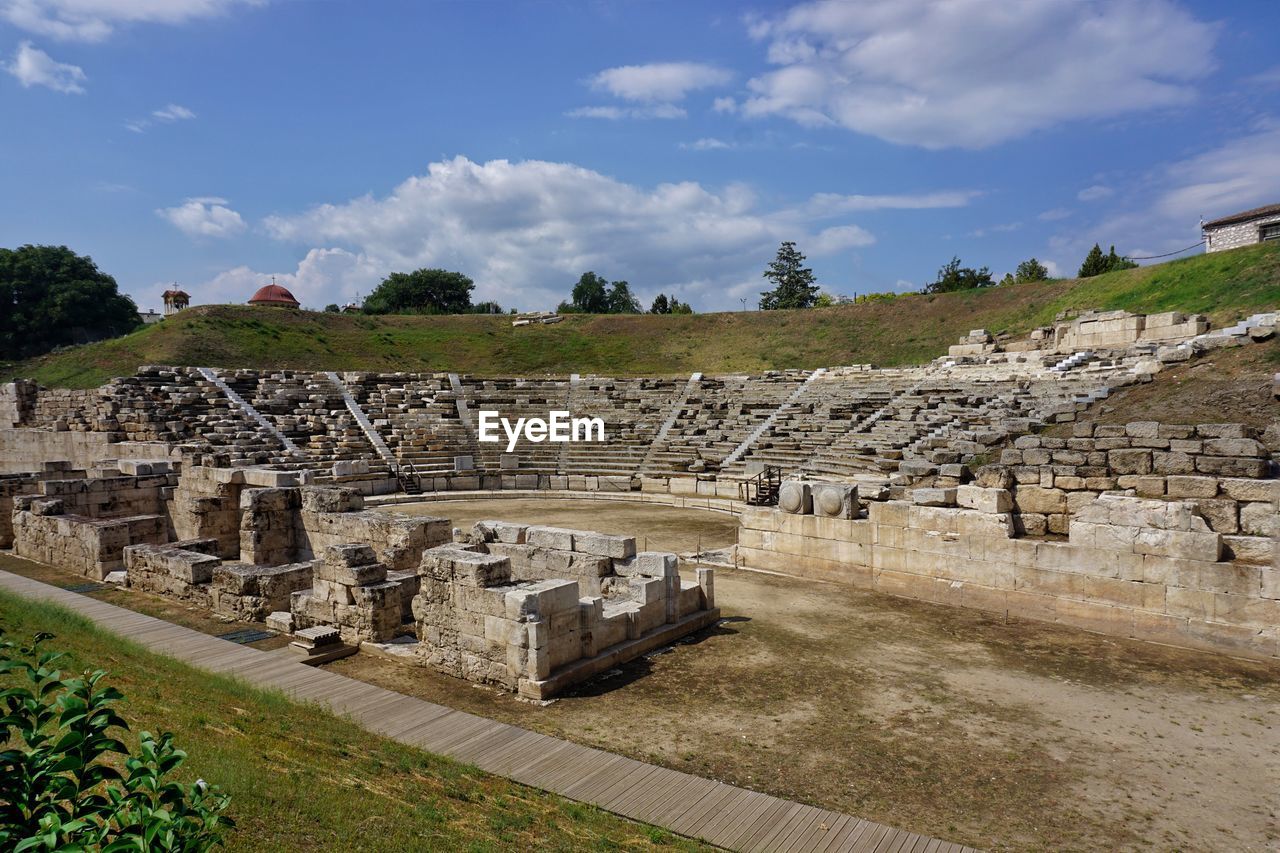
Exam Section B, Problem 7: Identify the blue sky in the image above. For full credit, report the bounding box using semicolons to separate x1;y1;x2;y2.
3;0;1279;314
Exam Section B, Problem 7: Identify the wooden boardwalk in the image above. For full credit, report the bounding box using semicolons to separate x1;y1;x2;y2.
0;570;974;852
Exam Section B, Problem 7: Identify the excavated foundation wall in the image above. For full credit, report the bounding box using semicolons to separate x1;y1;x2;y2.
738;492;1280;661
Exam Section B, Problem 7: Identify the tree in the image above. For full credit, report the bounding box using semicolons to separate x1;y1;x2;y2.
924;256;994;293
606;280;641;314
567;272;609;313
0;245;141;360
1077;244;1108;278
559;272;641;314
0;630;234;850
323;303;340;313
1106;246;1138;273
759;241;819;310
1014;257;1049;282
471;300;503;314
362;268;474;315
649;293;694;315
1078;244;1137;278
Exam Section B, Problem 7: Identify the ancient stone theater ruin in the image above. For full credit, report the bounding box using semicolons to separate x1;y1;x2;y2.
2;307;1278;693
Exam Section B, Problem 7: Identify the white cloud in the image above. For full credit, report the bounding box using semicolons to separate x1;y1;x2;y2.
738;0;1217;149
802;190;979;216
1077;184;1114;202
164;248;379;310
712;96;736;113
157;197;247;238
1153;121;1280;222
566;104;686;120
153;103;195;121
1048;121;1280;264
258;156;961;311
589;62;731;102
1038;207;1072;221
679;137;733;151
126;102;196;132
2;0;263;42
810;224;875;253
5;40;84;92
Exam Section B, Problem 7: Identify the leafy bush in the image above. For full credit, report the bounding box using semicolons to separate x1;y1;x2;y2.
0;630;233;851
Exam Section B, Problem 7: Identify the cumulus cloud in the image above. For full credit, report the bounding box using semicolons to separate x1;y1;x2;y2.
736;0;1217;148
2;0;263;42
164;248;379;310
1077;184;1114;202
589;62;731;102
566;104;686;120
5;40;84;92
259;156;973;311
157;197;247;238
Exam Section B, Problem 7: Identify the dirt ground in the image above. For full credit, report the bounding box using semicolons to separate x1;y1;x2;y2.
4;496;1278;851
356;498;1280;852
1079;336;1279;429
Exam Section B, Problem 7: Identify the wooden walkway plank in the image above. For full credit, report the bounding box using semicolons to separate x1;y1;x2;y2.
0;570;973;853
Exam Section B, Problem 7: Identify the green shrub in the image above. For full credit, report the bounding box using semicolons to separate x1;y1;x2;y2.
0;630;233;851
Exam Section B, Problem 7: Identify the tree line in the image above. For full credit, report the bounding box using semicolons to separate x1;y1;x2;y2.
1;236;1147;362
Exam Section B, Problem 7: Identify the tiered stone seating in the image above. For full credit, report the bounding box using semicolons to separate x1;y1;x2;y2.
350;374;478;475
640;372;811;474
118;367;290;465
721;369;917;479
558;376;685;475
459;377;571;472
225;370;389;477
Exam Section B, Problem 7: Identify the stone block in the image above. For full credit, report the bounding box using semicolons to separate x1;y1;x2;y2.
1164;475;1219;498
811;483;860;519
1202;438;1267;458
1015;486;1067;515
526;526;575;550
572;531;636;559
613;551;679;579
778;480;812;514
1108;448;1152;475
1239;502;1278;537
956;485;1012;514
911;487;956;507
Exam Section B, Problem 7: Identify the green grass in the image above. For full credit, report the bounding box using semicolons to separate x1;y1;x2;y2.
0;588;706;852
7;242;1279;389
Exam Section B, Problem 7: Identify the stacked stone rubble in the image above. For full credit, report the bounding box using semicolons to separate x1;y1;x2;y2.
292;544;402;643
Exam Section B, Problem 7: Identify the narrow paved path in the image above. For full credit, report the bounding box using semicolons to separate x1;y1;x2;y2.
0;570;974;853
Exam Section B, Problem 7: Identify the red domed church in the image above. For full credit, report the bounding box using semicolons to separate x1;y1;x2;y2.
247;277;300;309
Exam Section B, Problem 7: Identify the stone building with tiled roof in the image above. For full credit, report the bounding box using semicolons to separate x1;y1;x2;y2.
1202;202;1280;253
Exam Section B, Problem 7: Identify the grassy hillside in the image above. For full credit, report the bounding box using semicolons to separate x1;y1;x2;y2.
7;242;1279;389
0;582;703;851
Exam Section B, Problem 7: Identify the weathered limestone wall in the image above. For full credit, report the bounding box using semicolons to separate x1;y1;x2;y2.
292;544;401;643
13;496;168;579
0;381;37;429
0;428;178;474
1052;310;1209;353
992;422;1276;555
410;524;718;698
738;492;1279;661
0;463;86;547
234;483;451;570
125;539;312;621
